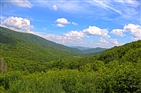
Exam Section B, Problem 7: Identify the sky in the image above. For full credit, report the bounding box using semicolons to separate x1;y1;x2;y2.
0;0;141;48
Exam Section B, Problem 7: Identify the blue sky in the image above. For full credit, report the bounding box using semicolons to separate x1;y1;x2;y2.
0;0;141;48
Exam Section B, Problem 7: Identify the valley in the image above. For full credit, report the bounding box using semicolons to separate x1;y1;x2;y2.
0;27;141;93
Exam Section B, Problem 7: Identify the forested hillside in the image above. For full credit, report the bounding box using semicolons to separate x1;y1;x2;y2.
0;27;83;56
0;27;141;93
0;27;84;72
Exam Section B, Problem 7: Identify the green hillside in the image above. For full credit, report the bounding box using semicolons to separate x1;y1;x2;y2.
0;27;141;93
98;40;141;63
0;27;83;54
0;27;81;62
0;27;83;72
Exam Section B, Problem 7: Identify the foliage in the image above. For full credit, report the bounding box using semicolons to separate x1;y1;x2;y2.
0;27;141;93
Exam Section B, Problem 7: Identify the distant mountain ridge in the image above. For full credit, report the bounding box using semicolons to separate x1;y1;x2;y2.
71;46;91;50
72;46;107;54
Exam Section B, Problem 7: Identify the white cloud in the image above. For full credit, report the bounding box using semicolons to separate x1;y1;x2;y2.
10;0;33;8
99;37;108;43
43;31;121;48
45;34;62;42
64;31;84;39
45;34;83;45
111;29;125;36
72;22;78;25
124;24;141;40
56;24;64;27
111;24;141;40
83;26;108;37
43;25;114;47
1;16;33;32
98;38;120;47
55;18;78;27
56;18;70;24
110;39;119;45
55;18;70;27
53;4;57;11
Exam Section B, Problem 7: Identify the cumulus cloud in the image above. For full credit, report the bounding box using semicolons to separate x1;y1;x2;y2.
45;33;120;48
45;33;83;45
64;31;84;39
46;24;140;47
111;24;141;40
110;39;119;45
99;37;108;43
83;26;108;36
53;4;57;11
56;18;70;27
43;25;113;47
1;16;33;32
44;25;111;46
10;0;33;8
111;29;125;36
97;38;120;48
55;18;78;27
124;24;141;40
56;18;70;24
56;24;64;27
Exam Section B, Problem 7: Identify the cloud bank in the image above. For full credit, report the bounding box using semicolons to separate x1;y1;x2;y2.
1;16;33;32
111;24;141;40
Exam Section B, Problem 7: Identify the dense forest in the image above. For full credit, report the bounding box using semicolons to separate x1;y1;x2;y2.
0;27;141;93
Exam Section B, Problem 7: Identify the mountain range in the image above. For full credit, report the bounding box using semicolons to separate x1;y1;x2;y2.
0;26;141;93
0;26;106;61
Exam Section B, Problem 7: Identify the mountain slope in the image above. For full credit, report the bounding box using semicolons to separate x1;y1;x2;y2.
0;27;84;71
0;27;83;54
55;40;141;72
98;40;141;63
0;26;107;72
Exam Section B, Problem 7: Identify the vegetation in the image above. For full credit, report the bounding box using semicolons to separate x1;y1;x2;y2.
0;27;141;93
